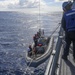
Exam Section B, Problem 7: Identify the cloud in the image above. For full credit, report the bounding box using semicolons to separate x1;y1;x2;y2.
0;0;54;9
17;0;47;8
0;0;62;12
0;0;19;8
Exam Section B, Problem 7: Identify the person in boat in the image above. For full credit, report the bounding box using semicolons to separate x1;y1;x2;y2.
36;44;45;54
28;45;32;56
61;1;75;61
41;29;44;37
33;34;39;47
38;29;44;37
37;32;40;38
35;37;46;54
32;47;37;56
37;37;43;46
39;29;41;36
37;37;46;46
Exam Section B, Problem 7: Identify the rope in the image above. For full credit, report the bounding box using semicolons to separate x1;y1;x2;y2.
26;59;33;72
39;0;40;27
26;49;36;72
50;23;61;37
26;53;37;72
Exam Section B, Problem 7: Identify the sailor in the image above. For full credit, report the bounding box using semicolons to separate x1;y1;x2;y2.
28;45;32;56
62;1;75;62
62;1;72;13
38;29;44;37
39;29;41;36
33;34;38;47
38;37;45;46
32;47;37;55
37;32;40;38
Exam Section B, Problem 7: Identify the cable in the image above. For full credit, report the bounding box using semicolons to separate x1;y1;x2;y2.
38;0;41;28
50;24;61;37
26;59;33;72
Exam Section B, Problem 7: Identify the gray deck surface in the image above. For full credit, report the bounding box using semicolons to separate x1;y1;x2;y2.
60;48;75;75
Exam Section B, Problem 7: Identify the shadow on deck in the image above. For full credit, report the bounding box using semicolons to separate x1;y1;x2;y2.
60;49;75;75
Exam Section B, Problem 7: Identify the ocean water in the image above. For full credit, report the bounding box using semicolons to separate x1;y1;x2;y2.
0;11;62;75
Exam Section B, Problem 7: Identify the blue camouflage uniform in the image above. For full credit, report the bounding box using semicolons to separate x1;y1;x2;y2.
62;9;75;59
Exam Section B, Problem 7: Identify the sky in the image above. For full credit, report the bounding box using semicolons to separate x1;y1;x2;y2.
0;0;69;12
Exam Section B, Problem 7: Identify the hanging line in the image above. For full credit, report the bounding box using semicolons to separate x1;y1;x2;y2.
39;0;41;28
25;59;33;73
39;0;40;21
49;23;61;37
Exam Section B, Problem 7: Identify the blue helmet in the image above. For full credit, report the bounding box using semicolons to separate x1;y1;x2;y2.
71;2;75;9
62;1;72;9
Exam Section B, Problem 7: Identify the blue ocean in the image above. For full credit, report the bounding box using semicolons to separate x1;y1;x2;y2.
0;11;62;75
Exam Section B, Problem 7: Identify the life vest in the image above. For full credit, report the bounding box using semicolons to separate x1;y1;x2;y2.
38;44;42;46
64;9;75;31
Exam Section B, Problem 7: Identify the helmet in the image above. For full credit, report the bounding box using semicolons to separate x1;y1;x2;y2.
71;2;75;9
62;1;72;9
